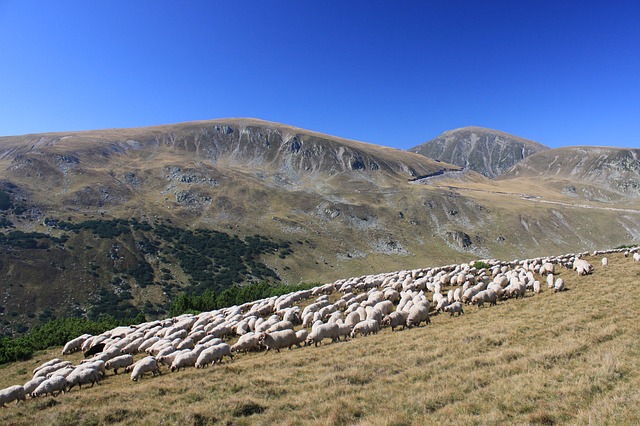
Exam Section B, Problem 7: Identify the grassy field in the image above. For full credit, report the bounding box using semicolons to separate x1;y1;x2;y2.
1;252;639;425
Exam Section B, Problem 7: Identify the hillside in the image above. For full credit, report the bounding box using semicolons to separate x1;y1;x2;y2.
498;146;640;202
409;126;548;178
0;119;638;333
0;251;638;425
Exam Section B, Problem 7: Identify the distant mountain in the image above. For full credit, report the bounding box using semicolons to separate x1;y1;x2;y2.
409;126;548;178
499;146;640;202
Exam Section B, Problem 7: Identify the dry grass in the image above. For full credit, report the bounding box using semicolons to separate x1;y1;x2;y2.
0;253;639;425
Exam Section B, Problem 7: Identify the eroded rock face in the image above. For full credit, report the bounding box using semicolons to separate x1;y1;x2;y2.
409;127;548;178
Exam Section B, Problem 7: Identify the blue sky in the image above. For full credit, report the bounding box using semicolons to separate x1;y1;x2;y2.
1;1;639;149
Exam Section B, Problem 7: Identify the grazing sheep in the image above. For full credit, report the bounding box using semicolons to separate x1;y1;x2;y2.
382;311;408;331
633;253;640;262
533;280;541;294
554;278;565;292
0;385;26;407
406;304;430;327
231;332;262;353
293;329;308;348
195;344;233;368
170;350;199;372
66;367;100;392
471;289;497;307
259;329;298;353
131;357;161;381
62;334;92;355
23;376;47;396
350;320;380;338
105;354;134;375
443;301;464;317
601;257;608;267
33;361;72;379
32;358;63;376
32;376;68;397
547;273;555;289
337;323;352;341
306;323;340;346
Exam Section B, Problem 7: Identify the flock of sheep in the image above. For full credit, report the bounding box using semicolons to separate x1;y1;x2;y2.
1;246;638;407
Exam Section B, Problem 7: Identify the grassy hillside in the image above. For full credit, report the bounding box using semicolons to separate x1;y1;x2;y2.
0;118;639;335
0;252;638;425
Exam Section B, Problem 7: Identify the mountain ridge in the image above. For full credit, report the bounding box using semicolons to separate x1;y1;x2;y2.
409;126;549;178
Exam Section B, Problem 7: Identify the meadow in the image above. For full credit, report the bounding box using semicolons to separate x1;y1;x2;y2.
0;252;638;425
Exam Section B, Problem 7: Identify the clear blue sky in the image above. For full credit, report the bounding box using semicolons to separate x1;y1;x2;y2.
1;1;639;149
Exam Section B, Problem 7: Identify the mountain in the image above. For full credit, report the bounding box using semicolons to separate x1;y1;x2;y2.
498;146;640;202
409;126;549;178
0;118;637;334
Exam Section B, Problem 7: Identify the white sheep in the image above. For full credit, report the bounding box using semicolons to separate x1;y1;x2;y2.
350;320;380;338
231;332;262;353
406;304;430;327
601;257;608;267
32;376;68;397
443;301;464;317
105;354;134;375
195;343;233;367
293;329;308;348
66;367;100;392
554;278;565;292
32;358;62;376
130;357;161;381
23;376;47;396
633;252;640;262
259;329;298;353
547;273;555;289
0;385;26;407
306;323;340;346
170;350;200;372
62;334;92;355
382;311;408;331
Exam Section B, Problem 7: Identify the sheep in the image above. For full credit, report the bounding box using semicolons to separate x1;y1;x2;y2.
633;252;640;262
0;385;26;407
83;343;107;358
345;311;361;328
32;358;63;376
306;323;340;347
23;376;47;396
406;304;430;327
79;360;106;378
231;332;262;353
443;301;464;317
66;367;100;392
170;350;199;372
259;329;298;353
382;311;408;331
131;357;161;381
32;376;68;397
547;273;555;289
471;289;497;307
533;280;541;294
197;343;234;368
293;329;308;348
267;320;294;333
104;354;134;375
554;278;565;292
350;320;380;338
337;323;352;341
33;361;72;379
601;257;608;267
62;334;92;355
47;366;75;378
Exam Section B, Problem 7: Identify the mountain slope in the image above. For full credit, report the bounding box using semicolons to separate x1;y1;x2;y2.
0;118;637;333
499;146;640;202
409;126;548;178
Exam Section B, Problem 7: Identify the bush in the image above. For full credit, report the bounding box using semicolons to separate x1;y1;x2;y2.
0;316;136;365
